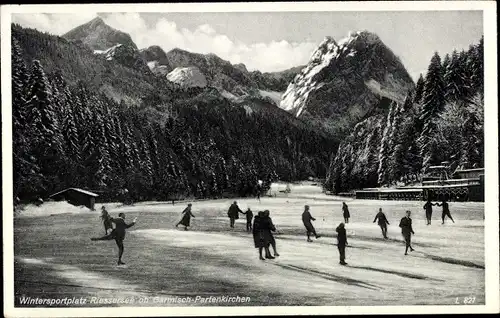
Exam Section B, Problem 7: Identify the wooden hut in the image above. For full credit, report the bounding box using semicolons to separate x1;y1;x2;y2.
49;188;99;210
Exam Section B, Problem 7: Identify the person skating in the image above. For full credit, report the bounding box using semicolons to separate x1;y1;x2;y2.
423;199;436;225
263;210;279;257
399;210;415;255
227;201;243;228
336;223;348;265
342;202;350;223
100;206;113;235
241;207;254;232
176;203;195;230
373;208;390;239
253;211;273;260
91;212;137;265
436;198;455;224
302;205;321;242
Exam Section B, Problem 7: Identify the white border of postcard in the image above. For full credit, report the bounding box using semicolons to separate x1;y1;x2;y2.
2;1;498;316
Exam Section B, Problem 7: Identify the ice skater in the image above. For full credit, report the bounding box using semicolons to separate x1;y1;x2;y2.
100;206;113;235
242;207;253;232
399;210;415;255
263;210;279;257
227;201;243;228
373;208;390;239
423;199;436;225
253;211;273;260
336;223;348;265
176;203;195;230
91;212;137;265
342;202;350;223
437;199;455;224
302;205;321;242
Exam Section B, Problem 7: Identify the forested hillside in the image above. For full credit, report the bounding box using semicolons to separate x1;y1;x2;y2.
325;36;484;193
12;25;337;201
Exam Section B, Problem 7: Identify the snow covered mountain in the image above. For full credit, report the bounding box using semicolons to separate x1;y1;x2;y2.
140;46;301;105
279;31;414;135
166;66;208;88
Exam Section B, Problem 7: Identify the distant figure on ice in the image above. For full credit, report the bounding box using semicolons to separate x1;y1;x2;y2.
342;202;350;223
253;211;273;260
302;205;321;242
336;223;348;265
242;207;254;232
263;210;279;257
91;212;137;265
227;201;243;228
423;199;436;225
100;206;113;235
436;199;455;224
176;203;195;230
373;208;390;239
399;210;415;255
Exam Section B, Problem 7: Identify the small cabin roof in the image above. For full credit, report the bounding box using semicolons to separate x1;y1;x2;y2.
49;188;99;198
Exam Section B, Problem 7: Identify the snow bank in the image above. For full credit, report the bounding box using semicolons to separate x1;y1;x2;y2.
15;201;93;218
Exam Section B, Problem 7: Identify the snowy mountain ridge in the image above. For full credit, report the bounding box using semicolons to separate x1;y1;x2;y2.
166;66;208;88
278;30;414;135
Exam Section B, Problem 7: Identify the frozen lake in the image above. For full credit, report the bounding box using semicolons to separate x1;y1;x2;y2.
14;182;484;306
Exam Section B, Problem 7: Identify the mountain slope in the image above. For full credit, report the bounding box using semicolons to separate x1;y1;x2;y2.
279;31;414;136
140;46;303;103
63;16;137;50
63;17;150;74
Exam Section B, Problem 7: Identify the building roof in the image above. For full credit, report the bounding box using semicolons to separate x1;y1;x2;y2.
455;168;485;173
49;188;99;198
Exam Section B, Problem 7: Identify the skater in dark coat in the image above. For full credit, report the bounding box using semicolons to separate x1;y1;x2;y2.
242;208;253;232
91;212;137;265
302;205;321;242
263;210;279;257
253;211;273;260
423;199;436;225
342;202;350;223
176;203;195;230
227;201;243;228
399;210;415;255
100;206;113;235
336;223;348;265
373;208;390;239
436;199;455;224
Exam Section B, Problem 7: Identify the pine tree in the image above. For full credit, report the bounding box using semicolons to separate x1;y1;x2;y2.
470;36;484;95
413;74;425;104
418;52;445;172
444;50;468;102
377;102;397;186
25;60;64;193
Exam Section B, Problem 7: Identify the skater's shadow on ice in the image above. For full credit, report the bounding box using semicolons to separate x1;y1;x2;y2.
274;263;380;291
347;265;445;282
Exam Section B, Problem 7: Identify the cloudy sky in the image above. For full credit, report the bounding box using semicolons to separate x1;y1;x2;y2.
12;11;483;80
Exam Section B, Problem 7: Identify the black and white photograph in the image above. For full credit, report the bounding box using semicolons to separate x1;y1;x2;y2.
2;1;498;316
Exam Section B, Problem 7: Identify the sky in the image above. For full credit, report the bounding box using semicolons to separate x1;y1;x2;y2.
12;11;483;80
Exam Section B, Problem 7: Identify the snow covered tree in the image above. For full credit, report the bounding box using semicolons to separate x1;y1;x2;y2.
377;101;397;186
413;74;425;104
25;60;64;193
444;50;468;102
418;52;445;172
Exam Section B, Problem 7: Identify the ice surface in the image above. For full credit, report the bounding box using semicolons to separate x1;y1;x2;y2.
14;182;485;305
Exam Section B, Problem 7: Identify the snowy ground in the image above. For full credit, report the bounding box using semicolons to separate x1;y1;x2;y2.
14;182;485;306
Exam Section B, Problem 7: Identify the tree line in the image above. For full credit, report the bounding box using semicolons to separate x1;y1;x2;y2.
326;36;484;193
12;36;336;203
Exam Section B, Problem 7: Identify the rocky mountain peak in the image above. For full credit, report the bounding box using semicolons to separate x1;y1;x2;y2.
279;30;414;136
63;17;138;51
